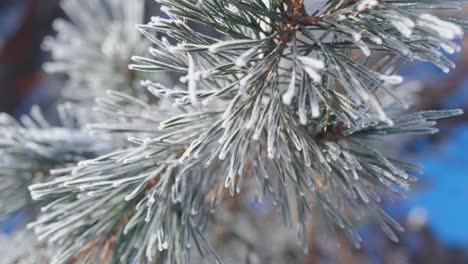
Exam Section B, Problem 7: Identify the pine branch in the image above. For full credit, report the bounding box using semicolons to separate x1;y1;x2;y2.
43;0;151;100
0;104;107;220
15;0;468;263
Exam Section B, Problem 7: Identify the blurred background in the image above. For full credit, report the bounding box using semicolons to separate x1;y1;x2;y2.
1;1;467;263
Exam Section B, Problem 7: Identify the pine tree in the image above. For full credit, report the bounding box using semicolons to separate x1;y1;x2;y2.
0;0;150;262
1;0;467;263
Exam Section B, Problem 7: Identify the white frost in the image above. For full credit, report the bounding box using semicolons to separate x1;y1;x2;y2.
418;14;463;40
357;0;379;12
282;68;297;105
380;74;404;85
298;56;325;83
186;53;198;105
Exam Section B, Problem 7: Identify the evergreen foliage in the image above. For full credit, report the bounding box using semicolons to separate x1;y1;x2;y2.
0;0;466;263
